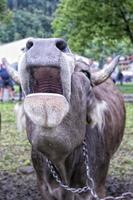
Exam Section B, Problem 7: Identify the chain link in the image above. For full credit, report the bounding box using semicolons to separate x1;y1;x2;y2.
46;139;99;199
46;140;133;200
101;192;133;200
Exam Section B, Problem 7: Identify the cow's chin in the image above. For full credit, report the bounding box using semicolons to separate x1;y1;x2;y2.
24;93;69;128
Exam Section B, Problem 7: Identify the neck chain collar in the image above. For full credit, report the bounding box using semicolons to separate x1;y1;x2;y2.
46;139;99;199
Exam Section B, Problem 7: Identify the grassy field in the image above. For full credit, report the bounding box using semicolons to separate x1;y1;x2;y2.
109;103;133;178
0;102;133;179
116;83;133;94
0;102;31;171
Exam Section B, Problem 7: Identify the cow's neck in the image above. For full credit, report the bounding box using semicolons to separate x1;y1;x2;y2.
46;141;87;188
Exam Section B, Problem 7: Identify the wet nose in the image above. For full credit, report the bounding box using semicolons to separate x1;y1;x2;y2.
26;38;68;52
55;39;68;52
25;38;69;67
26;40;34;50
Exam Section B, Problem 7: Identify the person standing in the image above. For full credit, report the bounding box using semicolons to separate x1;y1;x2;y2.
117;70;123;85
0;58;15;101
0;63;4;102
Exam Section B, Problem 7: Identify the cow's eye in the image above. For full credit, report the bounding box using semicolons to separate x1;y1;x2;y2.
81;70;91;79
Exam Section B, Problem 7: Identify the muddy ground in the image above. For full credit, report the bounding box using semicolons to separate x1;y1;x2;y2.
0;170;132;200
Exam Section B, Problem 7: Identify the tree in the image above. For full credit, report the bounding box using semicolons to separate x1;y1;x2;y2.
0;0;12;22
0;0;58;43
52;0;133;58
7;0;58;16
0;0;6;20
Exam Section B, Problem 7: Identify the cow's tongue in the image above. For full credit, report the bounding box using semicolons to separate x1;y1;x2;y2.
24;93;69;128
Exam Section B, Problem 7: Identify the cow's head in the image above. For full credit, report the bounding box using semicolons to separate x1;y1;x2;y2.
8;38;119;162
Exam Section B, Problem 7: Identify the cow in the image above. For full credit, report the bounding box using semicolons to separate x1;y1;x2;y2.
7;38;125;200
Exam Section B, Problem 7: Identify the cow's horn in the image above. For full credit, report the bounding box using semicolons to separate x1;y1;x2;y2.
4;59;20;84
91;56;120;85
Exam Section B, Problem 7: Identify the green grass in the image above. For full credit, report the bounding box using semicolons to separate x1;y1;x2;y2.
116;83;133;94
0;102;133;179
0;102;31;171
109;103;133;178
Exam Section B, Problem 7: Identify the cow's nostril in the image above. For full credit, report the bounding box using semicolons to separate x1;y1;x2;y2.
26;40;34;50
56;39;68;52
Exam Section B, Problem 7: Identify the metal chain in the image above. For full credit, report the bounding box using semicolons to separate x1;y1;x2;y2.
46;140;133;200
101;192;133;200
46;139;99;199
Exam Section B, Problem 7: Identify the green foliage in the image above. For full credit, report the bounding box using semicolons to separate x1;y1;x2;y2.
0;0;58;43
53;0;133;58
0;0;12;23
117;83;133;94
0;0;6;20
7;0;58;16
0;9;52;43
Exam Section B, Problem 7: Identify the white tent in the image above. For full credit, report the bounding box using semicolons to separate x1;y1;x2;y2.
0;38;31;63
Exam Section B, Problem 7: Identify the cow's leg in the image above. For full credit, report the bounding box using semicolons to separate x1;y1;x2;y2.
63;191;75;200
95;161;110;198
38;181;54;200
31;149;53;200
31;148;63;200
96;184;106;198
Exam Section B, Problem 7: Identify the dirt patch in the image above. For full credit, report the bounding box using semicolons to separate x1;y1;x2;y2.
106;176;133;197
0;171;41;200
0;171;132;200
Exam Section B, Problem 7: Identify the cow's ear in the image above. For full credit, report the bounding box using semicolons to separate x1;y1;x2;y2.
75;60;90;73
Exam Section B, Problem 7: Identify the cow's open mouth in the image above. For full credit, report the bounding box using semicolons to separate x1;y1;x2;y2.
24;66;69;128
29;66;63;95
